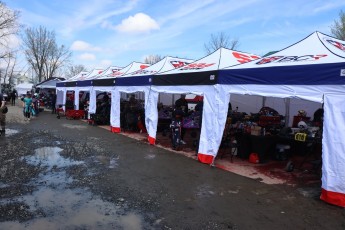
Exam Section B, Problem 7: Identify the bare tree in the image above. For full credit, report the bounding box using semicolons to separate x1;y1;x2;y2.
144;54;163;64
44;43;72;79
0;2;20;92
0;1;20;59
331;10;345;40
204;32;239;54
22;26;71;83
65;64;88;78
1;51;17;85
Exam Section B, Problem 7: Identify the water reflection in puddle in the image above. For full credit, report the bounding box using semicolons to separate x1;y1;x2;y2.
2;128;19;137
297;187;321;198
23;147;84;169
144;154;156;159
0;182;9;188
94;155;119;169
109;156;119;169
196;184;215;198
0;147;146;229
1;187;145;229
62;124;87;130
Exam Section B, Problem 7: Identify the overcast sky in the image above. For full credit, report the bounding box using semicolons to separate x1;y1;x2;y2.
6;0;345;71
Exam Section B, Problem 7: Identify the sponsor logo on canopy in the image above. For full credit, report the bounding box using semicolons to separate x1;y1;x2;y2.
324;38;345;52
170;61;192;68
341;69;345;76
140;65;150;69
110;72;123;77
180;63;215;70
232;51;260;64
131;69;157;75
111;68;121;73
256;55;327;65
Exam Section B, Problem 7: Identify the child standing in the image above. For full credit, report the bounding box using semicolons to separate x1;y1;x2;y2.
23;93;34;121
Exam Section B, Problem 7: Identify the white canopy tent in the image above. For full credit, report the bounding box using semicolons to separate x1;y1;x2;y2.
56;71;90;108
150;48;260;148
16;83;33;96
217;31;345;207
109;56;194;138
36;78;65;91
87;62;150;122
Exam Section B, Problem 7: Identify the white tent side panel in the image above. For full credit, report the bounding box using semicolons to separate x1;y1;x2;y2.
321;94;345;207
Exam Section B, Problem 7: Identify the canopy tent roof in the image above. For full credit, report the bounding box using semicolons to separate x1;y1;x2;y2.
80;68;104;80
114;56;195;86
90;66;123;80
66;71;89;82
152;48;260;86
36;77;65;89
219;31;345;85
78;62;150;87
99;62;150;79
56;69;103;87
122;56;194;77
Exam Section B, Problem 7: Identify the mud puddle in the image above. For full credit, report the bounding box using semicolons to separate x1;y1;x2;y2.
0;146;145;229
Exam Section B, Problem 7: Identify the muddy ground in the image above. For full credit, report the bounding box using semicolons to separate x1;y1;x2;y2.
0;103;344;230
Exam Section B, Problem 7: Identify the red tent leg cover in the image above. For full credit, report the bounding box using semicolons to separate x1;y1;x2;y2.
321;189;345;207
148;136;155;145
111;126;121;133
198;153;214;164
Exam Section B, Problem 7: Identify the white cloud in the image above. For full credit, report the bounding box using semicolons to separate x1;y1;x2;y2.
70;41;101;52
55;0;139;38
114;13;159;33
78;53;96;61
99;59;113;68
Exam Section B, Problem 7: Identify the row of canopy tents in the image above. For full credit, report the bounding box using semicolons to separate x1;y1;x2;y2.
56;31;345;207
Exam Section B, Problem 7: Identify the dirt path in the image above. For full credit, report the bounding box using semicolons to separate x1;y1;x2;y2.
0;104;344;229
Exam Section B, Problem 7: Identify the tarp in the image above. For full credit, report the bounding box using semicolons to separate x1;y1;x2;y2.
16;83;33;96
218;31;345;207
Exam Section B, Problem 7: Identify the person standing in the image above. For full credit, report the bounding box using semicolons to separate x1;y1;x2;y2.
10;89;17;106
50;90;57;114
175;94;188;114
0;92;6;135
22;93;34;121
174;94;189;144
31;93;39;116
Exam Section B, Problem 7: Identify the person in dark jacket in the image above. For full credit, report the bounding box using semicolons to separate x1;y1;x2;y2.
10;89;17;106
0;93;6;135
50;91;57;114
175;94;188;115
174;94;188;144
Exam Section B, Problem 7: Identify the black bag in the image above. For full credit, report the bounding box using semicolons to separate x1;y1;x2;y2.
1;106;8;114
